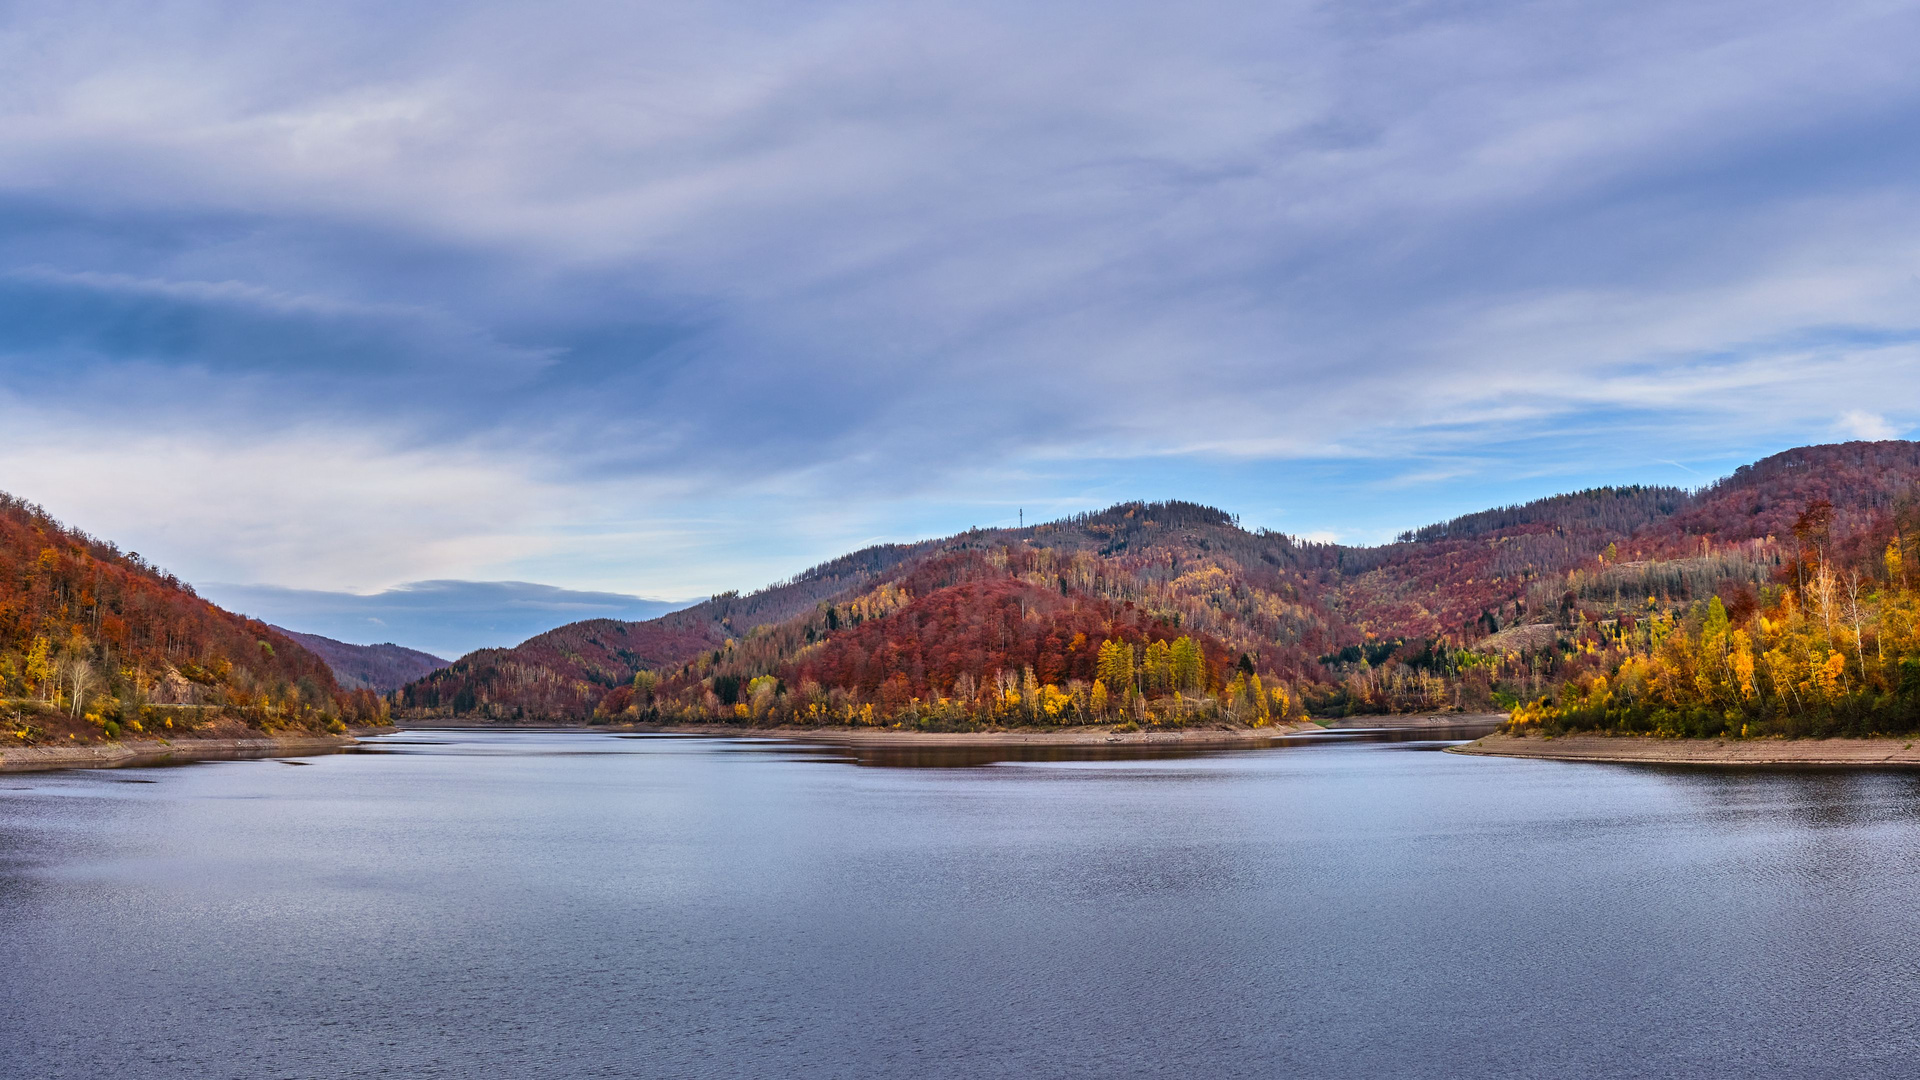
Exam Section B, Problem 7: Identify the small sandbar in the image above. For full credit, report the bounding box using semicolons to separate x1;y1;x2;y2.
614;712;1504;747
0;734;363;773
624;721;1317;747
1450;731;1920;767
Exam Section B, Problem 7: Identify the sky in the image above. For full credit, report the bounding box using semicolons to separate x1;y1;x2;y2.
3;0;1919;656
208;581;686;662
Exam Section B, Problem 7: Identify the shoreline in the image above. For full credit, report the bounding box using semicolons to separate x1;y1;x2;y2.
0;714;1510;771
632;721;1325;747
397;712;1504;748
0;730;380;774
1448;731;1920;767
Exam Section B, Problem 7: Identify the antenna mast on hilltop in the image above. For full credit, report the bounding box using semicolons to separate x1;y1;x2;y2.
1019;509;1024;528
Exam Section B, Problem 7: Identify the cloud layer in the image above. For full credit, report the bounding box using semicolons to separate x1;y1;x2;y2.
2;0;1919;648
202;580;691;661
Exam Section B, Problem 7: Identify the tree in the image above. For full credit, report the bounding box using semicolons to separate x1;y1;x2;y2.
1792;499;1834;590
1844;571;1872;675
1144;640;1173;694
24;635;51;702
1170;636;1204;692
67;657;93;719
1096;639;1135;698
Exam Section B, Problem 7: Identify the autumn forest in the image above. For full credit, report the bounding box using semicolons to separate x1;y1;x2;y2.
401;441;1920;738
7;440;1920;746
0;493;387;745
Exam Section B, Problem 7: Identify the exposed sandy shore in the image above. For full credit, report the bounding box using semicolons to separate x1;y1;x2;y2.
0;733;367;773
398;713;1505;748
599;712;1505;747
1449;731;1920;767
640;722;1322;747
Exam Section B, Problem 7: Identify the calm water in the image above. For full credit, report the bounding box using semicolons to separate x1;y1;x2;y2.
5;728;1920;1079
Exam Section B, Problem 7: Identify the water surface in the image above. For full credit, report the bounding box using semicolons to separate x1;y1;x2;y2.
4;728;1918;1078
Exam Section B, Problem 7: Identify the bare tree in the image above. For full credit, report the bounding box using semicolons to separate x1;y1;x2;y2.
1843;571;1873;678
1812;562;1837;651
67;658;93;720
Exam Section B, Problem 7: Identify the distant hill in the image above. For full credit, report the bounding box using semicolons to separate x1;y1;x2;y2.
271;628;449;692
397;441;1920;729
201;579;692;662
0;494;386;744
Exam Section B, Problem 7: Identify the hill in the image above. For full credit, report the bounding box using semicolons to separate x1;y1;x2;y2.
272;628;449;692
0;494;387;745
402;540;938;717
397;441;1920;733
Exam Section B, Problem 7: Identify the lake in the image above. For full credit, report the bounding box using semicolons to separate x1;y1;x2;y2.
5;727;1920;1078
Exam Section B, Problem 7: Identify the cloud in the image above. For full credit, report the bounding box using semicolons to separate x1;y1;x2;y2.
1;0;1919;590
0;265;554;378
1838;410;1902;441
200;579;693;659
0;392;558;589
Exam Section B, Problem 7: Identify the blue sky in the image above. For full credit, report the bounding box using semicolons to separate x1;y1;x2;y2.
2;0;1918;656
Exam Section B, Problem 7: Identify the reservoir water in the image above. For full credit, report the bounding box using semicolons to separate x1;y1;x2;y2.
5;727;1920;1078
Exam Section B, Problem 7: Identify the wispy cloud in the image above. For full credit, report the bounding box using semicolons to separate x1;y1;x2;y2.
0;0;1917;594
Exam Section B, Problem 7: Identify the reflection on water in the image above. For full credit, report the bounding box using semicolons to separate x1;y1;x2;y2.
4;727;1919;1079
628;720;1505;768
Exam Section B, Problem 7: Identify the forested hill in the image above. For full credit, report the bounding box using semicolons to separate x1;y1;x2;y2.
398;440;1920;730
0;494;387;744
272;628;449;693
400;539;940;717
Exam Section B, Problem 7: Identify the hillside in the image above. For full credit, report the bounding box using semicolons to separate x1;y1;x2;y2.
0;494;387;745
272;627;449;692
402;540;937;717
397;441;1920;732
